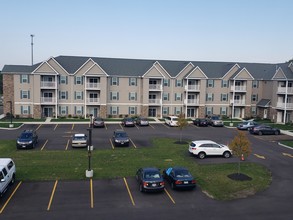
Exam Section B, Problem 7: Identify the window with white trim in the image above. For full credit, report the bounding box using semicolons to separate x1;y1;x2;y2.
206;93;213;101
176;79;182;87
163;107;169;115
21;90;29;99
21;106;30;115
206;107;213;115
175;93;182;101
111;106;118;115
174;107;181;115
129;78;137;86
129;106;136;115
75;91;82;100
60;91;67;100
251;106;257;115
111;92;119;100
76;106;83;115
21;75;29;83
60;106;67;115
163;93;169;101
111;77;118;85
75;76;82;85
207;79;214;87
129;92;136;101
221;94;228;101
60;76;67;84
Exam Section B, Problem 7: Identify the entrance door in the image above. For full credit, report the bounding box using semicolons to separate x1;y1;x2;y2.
43;107;53;117
264;109;267;119
187;108;195;117
148;108;156;117
234;108;241;118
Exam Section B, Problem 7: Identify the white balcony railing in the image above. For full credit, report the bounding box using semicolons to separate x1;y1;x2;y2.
149;99;161;105
231;85;246;92
277;87;293;94
41;97;56;103
184;99;199;105
87;98;100;104
86;83;100;90
276;102;293;109
149;84;162;90
41;81;57;88
184;85;200;91
230;100;246;105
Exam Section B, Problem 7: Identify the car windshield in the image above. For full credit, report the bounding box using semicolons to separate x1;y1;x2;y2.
175;170;192;178
20;133;32;139
144;171;161;179
211;116;220;120
116;132;127;138
73;136;86;140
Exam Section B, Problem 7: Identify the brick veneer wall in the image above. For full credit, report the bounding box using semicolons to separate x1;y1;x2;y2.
2;74;14;115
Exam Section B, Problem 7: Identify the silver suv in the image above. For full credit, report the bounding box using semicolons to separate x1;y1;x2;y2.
208;115;224;127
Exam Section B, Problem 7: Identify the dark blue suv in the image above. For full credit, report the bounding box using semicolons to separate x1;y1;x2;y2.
16;130;38;149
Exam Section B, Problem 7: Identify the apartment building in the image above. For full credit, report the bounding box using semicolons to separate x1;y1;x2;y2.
2;56;293;123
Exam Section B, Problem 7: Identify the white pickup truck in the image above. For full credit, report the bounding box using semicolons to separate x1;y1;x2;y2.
0;158;16;197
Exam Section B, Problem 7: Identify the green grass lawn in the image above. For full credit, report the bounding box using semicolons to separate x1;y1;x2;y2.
0;138;271;200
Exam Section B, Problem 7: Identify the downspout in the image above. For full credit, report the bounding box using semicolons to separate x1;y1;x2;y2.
232;80;235;118
84;75;87;119
160;78;163;118
185;79;188;119
55;75;58;119
283;80;288;123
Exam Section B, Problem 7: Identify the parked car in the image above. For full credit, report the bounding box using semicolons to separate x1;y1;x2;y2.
165;116;179;127
207;115;224;127
163;167;196;190
188;140;232;159
71;133;88;148
135;167;165;192
121;117;135;127
112;129;130;147
0;158;16;197
16;130;38;149
237;121;258;130
249;125;280;135
136;117;149;126
93;117;105;128
193;118;208;127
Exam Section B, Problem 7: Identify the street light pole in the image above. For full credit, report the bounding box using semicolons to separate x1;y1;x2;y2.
86;114;94;178
30;34;34;65
7;101;13;128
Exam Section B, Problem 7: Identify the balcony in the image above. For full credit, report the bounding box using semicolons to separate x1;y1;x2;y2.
184;85;200;91
230;100;245;105
40;81;57;89
276;102;293;109
86;83;101;90
184;99;199;105
149;99;161;105
231;85;246;92
149;84;162;91
87;98;100;105
277;87;293;94
41;97;56;104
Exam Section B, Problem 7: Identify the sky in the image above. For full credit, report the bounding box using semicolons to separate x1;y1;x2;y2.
1;0;293;70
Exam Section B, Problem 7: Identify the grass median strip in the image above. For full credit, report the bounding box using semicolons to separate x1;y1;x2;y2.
0;138;272;200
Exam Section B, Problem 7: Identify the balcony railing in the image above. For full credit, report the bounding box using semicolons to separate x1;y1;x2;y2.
149;99;161;105
231;85;246;92
277;87;293;94
41;81;57;88
41;97;56;104
149;85;162;91
276;102;293;109
230;100;246;105
86;83;100;90
87;98;100;104
184;99;199;105
184;85;200;91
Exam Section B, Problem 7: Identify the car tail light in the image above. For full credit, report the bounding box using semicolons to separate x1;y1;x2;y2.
175;180;182;185
143;182;148;187
160;181;165;186
191;180;196;184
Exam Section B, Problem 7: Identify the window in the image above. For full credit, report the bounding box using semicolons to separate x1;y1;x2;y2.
251;94;258;102
59;91;68;100
129;92;137;101
129;78;137;86
75;106;83;115
206;93;214;101
251;106;257;116
129;106;137;115
163;107;169;115
111;106;119;115
60;106;68;115
206;107;213;115
221;80;228;88
207;79;214;87
111;92;119;100
252;81;259;88
21;106;30;115
174;107;181;115
220;107;227;115
60;76;67;84
75;76;83;85
111;77;119;85
163;93;169;101
175;93;182;101
163;79;170;87
221;94;228;101
176;79;182;87
21;90;30;99
75;91;83;100
20;75;29;83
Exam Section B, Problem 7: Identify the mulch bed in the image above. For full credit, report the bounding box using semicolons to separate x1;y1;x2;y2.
228;173;252;181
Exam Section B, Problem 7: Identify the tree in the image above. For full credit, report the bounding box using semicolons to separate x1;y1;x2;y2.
177;113;189;143
229;131;252;174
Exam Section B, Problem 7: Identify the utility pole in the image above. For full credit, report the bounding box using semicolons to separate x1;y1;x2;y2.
30;34;34;65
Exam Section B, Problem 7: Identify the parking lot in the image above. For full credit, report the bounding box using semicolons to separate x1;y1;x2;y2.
1;122;293;219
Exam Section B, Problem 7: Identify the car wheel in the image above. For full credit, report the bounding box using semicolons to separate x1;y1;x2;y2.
10;174;15;185
258;131;262;135
198;152;206;159
275;130;280;135
139;183;144;192
223;151;231;158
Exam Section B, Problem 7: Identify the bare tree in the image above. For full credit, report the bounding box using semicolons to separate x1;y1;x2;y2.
177;113;189;143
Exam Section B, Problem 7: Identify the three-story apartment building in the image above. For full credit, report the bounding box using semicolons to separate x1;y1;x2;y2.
2;56;293;123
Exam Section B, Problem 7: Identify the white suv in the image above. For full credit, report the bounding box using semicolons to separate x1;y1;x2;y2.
165;116;179;127
189;140;232;159
0;158;16;197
